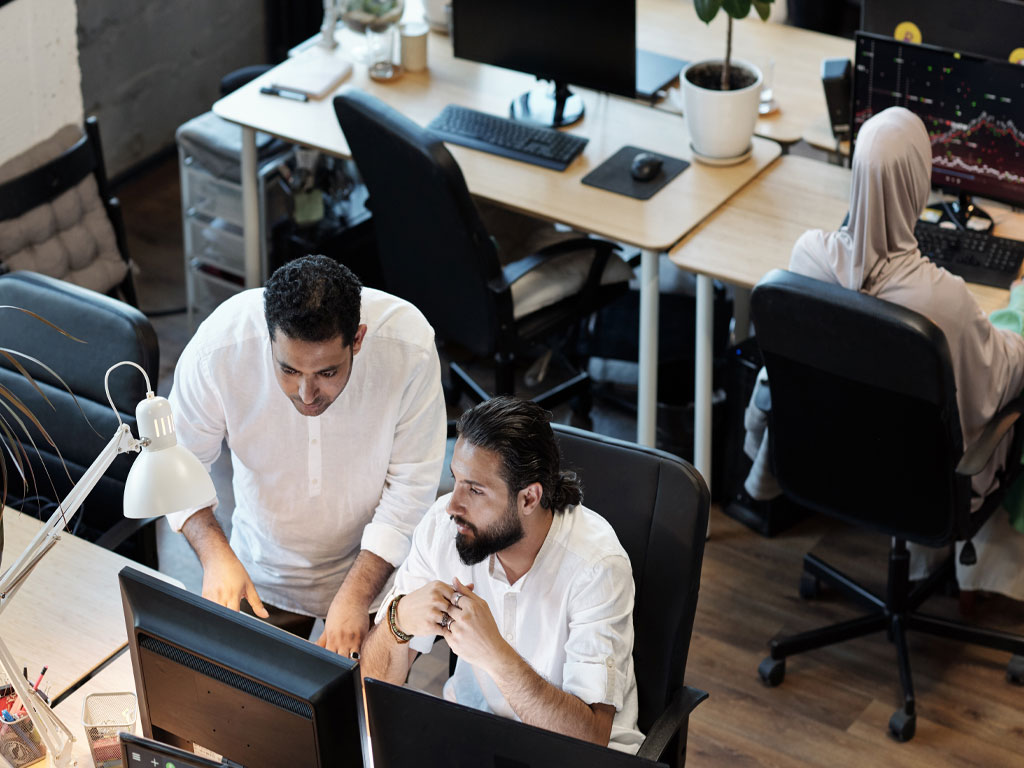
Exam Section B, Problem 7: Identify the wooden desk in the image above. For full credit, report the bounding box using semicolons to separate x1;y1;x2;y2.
669;155;1022;499
213;25;782;447
1;511;173;701
53;653;136;766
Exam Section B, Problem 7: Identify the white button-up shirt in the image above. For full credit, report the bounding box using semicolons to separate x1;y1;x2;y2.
166;288;446;618
379;494;644;753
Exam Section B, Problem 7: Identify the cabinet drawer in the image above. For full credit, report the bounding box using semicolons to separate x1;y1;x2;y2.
186;215;245;274
184;168;243;226
189;260;244;325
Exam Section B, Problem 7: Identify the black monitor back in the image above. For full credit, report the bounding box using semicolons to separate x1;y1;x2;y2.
451;0;636;98
119;568;363;768
861;0;1024;63
364;678;667;768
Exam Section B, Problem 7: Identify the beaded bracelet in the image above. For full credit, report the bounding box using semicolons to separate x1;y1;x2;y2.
388;594;413;644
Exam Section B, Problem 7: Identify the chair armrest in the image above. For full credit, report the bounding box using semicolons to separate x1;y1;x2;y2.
635;685;708;763
490;237;620;292
956;395;1024;476
94;515;158;551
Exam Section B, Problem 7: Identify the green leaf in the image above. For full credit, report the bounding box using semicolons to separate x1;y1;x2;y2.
722;0;752;18
752;0;774;20
694;0;724;23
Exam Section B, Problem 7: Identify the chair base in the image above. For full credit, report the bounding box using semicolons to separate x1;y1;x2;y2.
759;543;1024;742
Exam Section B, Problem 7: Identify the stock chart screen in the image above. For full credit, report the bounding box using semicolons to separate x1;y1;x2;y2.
852;32;1024;208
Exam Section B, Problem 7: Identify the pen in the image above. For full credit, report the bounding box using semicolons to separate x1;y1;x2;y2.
260;86;309;102
32;666;46;693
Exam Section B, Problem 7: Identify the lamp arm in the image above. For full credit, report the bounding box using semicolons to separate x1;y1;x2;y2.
0;424;140;606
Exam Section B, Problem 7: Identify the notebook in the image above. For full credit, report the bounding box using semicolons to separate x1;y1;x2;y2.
269;47;353;99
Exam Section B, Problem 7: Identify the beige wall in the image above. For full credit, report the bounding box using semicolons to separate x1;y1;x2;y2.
0;0;83;165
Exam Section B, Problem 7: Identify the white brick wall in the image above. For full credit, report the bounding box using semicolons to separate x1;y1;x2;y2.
0;0;84;165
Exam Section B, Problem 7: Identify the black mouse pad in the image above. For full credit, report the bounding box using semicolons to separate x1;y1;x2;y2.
581;145;689;200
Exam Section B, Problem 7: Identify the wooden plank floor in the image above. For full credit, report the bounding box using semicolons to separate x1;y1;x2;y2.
119;155;1024;766
686;508;1024;767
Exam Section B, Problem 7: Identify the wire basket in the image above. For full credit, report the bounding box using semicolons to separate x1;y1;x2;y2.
0;714;46;768
81;693;136;768
0;685;46;768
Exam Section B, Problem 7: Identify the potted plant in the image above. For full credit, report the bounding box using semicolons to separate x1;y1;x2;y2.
0;306;84;566
683;0;774;164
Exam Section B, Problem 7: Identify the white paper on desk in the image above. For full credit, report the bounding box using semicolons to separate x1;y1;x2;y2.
270;47;353;99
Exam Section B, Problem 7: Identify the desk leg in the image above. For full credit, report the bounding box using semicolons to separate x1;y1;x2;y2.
240;126;261;288
695;274;714;499
637;248;660;447
733;286;751;344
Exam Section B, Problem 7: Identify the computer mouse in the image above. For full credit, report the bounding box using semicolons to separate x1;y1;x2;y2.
630;152;663;182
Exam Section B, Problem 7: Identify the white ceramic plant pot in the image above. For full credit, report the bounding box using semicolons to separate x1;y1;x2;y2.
681;59;762;164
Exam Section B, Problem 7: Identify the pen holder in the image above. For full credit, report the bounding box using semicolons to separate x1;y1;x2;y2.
0;714;46;768
82;693;137;768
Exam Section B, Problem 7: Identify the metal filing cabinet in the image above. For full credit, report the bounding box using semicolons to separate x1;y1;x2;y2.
177;112;292;329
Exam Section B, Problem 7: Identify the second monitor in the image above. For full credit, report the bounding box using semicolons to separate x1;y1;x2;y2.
452;0;637;126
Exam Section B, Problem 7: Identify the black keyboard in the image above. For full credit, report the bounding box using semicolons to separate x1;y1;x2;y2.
914;220;1024;289
427;104;589;171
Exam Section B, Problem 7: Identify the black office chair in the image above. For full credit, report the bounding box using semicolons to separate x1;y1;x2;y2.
0;116;138;307
0;271;160;566
553;424;710;767
750;269;1024;741
333;89;631;414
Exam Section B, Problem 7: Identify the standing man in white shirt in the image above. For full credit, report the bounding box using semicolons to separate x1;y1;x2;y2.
166;255;447;659
360;397;644;753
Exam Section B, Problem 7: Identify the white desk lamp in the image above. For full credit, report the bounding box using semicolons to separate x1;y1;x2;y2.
0;361;216;767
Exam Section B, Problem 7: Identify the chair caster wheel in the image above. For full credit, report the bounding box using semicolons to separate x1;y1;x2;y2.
888;707;916;742
1007;654;1024;685
799;572;820;600
758;656;785;687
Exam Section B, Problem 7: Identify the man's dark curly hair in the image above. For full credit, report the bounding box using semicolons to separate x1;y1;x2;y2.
456;396;582;514
264;255;362;345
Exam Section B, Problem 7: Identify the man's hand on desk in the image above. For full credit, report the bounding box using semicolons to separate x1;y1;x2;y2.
182;507;270;618
317;593;371;656
200;548;270;618
316;549;394;657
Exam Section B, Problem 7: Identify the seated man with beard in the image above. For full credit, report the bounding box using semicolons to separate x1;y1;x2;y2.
360;397;644;753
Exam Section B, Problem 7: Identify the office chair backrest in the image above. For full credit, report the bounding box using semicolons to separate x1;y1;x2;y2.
0;271;158;554
333;90;508;359
552;425;710;733
750;269;967;546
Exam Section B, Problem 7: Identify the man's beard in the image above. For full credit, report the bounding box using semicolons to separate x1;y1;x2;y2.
453;497;525;565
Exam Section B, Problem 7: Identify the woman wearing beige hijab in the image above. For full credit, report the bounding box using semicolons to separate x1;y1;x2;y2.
744;106;1024;599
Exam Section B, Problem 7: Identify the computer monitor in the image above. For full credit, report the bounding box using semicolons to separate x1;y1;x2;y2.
363;678;668;768
852;31;1024;225
861;0;1024;63
451;0;636;127
118;567;364;768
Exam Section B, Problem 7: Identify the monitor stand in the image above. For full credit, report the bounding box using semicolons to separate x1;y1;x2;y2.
510;81;583;127
940;191;994;232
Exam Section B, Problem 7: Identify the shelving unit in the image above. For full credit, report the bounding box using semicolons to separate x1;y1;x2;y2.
177;113;293;329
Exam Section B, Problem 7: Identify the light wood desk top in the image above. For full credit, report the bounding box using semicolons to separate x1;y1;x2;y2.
668;155;1020;315
1;510;176;700
639;0;854;145
214;23;782;253
53;652;136;765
